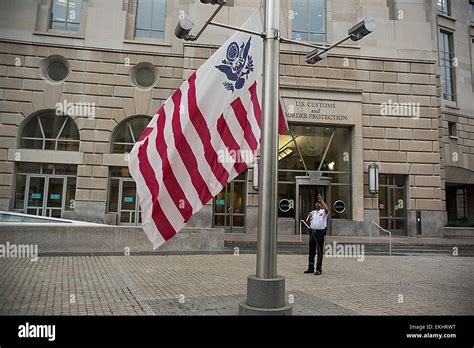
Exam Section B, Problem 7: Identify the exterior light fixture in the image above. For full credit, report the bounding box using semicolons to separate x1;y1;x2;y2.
252;158;259;191
174;0;260;43
348;17;375;41
174;14;194;41
368;162;379;195
303;17;375;64
306;49;328;64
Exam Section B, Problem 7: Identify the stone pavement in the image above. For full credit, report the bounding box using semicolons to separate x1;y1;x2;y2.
0;254;473;315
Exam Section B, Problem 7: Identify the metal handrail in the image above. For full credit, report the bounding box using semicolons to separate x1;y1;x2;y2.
369;221;392;256
299;219;310;242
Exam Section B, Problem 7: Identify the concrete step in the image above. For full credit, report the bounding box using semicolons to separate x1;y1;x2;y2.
225;247;474;256
444;227;474;238
225;240;474;248
225;240;474;256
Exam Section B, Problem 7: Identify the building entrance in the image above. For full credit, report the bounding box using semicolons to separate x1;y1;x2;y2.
14;163;77;218
213;171;247;233
379;174;407;235
295;172;331;236
108;167;141;225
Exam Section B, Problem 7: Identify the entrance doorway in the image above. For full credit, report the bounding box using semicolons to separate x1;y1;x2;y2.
14;163;77;218
295;172;331;236
25;176;71;218
378;174;407;235
120;179;140;225
108;167;141;225
213;171;247;233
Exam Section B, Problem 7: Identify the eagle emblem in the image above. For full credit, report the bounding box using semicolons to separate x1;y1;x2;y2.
215;37;254;92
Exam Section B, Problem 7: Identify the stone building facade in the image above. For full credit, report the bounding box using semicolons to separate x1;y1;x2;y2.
0;0;472;238
433;0;474;226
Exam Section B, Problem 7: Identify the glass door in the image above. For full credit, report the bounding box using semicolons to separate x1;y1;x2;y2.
108;167;141;226
230;179;246;232
45;177;65;218
25;175;67;218
15;163;77;217
119;179;140;225
379;175;406;235
214;184;231;230
213;172;246;233
26;176;45;216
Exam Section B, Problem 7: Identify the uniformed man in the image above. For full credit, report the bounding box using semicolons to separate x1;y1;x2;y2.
304;193;329;276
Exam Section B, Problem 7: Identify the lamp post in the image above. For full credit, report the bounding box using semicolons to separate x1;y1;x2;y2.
175;0;375;316
239;0;292;315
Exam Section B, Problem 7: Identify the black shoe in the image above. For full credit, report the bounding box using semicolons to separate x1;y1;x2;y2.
304;269;314;274
314;270;322;276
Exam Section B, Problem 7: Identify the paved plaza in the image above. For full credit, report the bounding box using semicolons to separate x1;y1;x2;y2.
0;253;473;315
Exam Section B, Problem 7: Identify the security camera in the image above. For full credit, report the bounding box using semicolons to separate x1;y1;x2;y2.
348;17;375;41
175;14;194;41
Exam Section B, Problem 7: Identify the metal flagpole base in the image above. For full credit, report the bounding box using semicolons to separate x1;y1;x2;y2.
239;275;292;315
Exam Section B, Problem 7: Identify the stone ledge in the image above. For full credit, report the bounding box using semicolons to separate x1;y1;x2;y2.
444;227;474;238
8;149;84;164
0;225;225;253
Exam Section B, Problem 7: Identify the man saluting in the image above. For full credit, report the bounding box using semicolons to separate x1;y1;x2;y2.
304;193;329;276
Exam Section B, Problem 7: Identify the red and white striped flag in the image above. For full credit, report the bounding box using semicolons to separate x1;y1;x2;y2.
129;8;287;248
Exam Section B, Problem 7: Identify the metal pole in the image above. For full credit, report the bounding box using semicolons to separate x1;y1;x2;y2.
305;34;351;63
208;21;264;38
190;3;226;41
239;0;290;315
280;36;327;50
256;0;280;279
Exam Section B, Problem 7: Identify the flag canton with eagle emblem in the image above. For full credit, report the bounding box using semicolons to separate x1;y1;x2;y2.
216;38;254;91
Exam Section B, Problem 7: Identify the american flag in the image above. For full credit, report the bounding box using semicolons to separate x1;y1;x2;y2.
129;8;287;248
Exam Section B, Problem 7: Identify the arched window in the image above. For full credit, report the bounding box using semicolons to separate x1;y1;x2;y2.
112;116;151;153
20;111;80;151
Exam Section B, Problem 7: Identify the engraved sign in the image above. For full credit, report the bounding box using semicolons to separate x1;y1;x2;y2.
283;97;361;125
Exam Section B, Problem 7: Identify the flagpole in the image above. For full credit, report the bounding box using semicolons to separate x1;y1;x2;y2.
257;0;279;279
239;0;292;315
